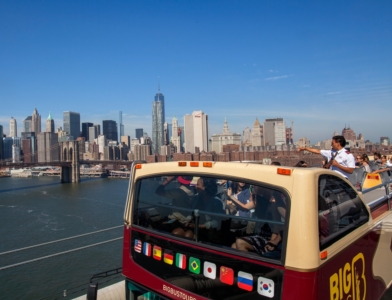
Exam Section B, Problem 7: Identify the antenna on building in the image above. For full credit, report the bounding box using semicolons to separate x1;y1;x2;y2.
158;76;160;92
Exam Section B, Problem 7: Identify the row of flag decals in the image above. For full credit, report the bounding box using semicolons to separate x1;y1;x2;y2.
133;239;274;297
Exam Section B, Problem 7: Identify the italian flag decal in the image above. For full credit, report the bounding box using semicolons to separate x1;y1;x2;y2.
175;253;186;269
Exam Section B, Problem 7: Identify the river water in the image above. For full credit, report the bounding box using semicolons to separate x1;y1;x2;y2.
0;176;128;299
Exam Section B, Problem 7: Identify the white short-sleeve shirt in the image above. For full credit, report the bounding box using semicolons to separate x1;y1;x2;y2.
320;148;355;178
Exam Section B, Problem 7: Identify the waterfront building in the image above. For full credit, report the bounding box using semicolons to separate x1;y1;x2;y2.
21;132;37;163
46;112;55;133
251;118;263;150
152;89;165;154
12;144;21;163
23;116;32;133
10;117;17;137
32;108;41;135
2;137;21;160
121;136;130;147
135;128;143;141
82;122;93;141
211;118;241;153
184;110;208;153
263;118;286;146
63;111;80;140
171;117;181;153
98;135;106;155
37;132;59;162
134;144;151;161
0;125;3;160
102;120;118;142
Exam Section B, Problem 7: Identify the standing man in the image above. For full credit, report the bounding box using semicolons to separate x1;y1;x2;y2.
298;135;355;178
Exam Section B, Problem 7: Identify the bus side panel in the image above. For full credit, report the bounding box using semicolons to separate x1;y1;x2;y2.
281;270;318;300
317;230;387;300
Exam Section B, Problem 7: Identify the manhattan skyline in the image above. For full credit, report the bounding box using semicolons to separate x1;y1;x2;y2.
1;1;391;143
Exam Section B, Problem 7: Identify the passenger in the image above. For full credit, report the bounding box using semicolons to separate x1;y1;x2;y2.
294;160;307;167
172;177;224;239
271;161;281;166
361;154;372;173
387;156;392;167
231;190;286;258
227;182;251;217
373;152;382;166
372;155;391;174
155;176;194;209
298;135;355;179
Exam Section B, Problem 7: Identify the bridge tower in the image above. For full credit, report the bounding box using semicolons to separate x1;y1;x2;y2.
60;141;80;183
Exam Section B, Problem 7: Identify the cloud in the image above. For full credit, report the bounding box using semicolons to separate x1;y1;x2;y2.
265;75;288;81
325;91;341;95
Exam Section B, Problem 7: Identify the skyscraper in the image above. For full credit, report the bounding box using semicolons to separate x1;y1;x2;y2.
46;112;55;133
184;111;208;153
152;88;165;154
135;128;143;140
211;118;241;153
263;118;286;146
23;116;32;133
63;111;80;140
102;120;118;142
10;117;17;137
171;117;181;153
37;132;59;162
82;122;93;141
32;108;41;134
118;111;124;142
251;118;263;149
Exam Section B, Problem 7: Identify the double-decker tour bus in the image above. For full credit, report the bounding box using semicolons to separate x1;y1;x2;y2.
122;161;392;300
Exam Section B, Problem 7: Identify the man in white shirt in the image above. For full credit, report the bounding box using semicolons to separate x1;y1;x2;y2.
298;135;355;178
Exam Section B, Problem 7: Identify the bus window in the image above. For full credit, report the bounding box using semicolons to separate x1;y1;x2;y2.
318;175;369;250
132;175;288;261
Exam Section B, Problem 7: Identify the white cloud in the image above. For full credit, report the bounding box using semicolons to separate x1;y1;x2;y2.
265;75;288;81
325;91;341;95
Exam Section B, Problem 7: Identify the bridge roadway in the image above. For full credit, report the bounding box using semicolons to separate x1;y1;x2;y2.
0;160;133;170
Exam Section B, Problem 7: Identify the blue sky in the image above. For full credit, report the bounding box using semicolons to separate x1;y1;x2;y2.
1;0;391;144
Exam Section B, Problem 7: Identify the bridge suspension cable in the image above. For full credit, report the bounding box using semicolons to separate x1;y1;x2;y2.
0;225;122;256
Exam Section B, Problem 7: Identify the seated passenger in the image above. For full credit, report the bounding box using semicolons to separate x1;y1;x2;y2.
155;175;194;209
294;160;308;167
372;155;391;174
227;182;251;217
172;177;225;239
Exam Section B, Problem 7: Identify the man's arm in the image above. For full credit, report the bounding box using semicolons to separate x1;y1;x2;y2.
298;147;321;155
331;160;355;174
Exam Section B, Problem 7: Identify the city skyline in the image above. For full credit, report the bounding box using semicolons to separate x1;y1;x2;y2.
1;1;391;143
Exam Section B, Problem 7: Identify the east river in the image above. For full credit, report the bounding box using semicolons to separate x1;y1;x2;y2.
0;176;128;299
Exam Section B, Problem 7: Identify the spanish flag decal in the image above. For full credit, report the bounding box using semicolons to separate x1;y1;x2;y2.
153;246;162;260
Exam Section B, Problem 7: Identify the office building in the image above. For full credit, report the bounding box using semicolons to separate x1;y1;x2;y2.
98;135;106;154
46;112;55;133
135;128;143;141
32;108;41;134
380;136;390;146
134;144;151;161
263;118;286;146
130;138;139;153
184;110;208;153
22;132;37;163
3;137;21;160
121;136;130;147
37;132;59;162
82;122;93;141
118;111;124;142
152;88;165;154
63;111;80;140
171;117;181;153
103;120;118;142
10;117;17;137
251;118;263;149
23;116;32;133
211;118;241;153
342;126;357;142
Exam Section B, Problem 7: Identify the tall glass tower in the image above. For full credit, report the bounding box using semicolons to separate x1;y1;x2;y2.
63;111;81;140
152;88;165;154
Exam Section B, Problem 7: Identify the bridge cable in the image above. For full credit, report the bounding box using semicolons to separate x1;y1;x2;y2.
0;225;122;256
0;237;122;271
